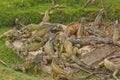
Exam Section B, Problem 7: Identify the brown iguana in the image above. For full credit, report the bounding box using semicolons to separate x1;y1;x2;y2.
77;17;85;38
13;53;43;75
97;55;120;80
85;26;107;37
14;18;24;30
65;22;79;36
112;20;120;42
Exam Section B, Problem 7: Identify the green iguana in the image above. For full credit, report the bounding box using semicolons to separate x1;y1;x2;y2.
18;42;41;56
0;29;22;40
13;53;43;75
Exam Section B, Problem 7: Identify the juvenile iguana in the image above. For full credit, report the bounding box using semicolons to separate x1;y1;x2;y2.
14;18;24;30
97;55;120;80
93;8;105;27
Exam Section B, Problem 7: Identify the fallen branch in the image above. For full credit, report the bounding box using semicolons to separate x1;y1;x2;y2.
0;59;9;68
83;0;92;8
78;72;107;79
65;63;103;79
41;5;67;23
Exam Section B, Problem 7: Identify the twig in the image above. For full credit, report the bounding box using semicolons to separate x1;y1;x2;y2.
101;0;104;9
64;61;104;79
41;5;67;23
83;0;92;8
0;59;9;68
78;72;105;79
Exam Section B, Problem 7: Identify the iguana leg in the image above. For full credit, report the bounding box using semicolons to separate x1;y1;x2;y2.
59;45;64;59
56;74;60;80
95;61;104;71
113;69;119;80
101;74;112;80
52;70;56;80
33;65;38;76
90;41;97;48
22;67;26;73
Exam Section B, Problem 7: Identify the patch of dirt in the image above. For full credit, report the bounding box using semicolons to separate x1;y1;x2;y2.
81;44;119;68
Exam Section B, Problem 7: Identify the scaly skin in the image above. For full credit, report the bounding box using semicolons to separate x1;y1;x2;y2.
0;29;21;40
51;58;71;80
14;18;24;30
18;42;41;56
43;37;55;64
44;38;55;55
103;55;120;80
85;26;107;37
68;35;113;46
93;8;105;27
97;55;120;80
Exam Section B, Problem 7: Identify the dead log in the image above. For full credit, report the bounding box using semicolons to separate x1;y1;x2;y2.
41;5;66;23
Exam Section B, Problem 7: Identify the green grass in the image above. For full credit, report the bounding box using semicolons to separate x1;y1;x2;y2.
0;0;120;26
0;27;17;66
0;64;48;80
